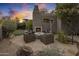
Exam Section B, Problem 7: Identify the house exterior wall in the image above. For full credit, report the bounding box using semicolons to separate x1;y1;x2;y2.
50;15;57;33
33;5;57;33
61;19;79;35
33;4;79;35
42;20;50;33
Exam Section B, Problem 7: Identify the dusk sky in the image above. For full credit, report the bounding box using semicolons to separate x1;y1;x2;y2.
0;3;56;19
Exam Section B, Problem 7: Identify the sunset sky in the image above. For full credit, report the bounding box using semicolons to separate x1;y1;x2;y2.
0;3;56;19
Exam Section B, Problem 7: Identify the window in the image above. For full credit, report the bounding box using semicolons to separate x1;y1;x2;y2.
43;18;49;22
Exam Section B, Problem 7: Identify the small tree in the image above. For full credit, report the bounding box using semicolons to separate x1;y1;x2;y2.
36;48;63;56
57;31;70;44
17;22;26;30
56;3;79;44
2;20;17;38
26;20;33;31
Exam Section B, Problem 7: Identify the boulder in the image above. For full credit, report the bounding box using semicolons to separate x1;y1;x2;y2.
40;33;54;45
24;32;36;43
76;52;79;56
16;46;33;56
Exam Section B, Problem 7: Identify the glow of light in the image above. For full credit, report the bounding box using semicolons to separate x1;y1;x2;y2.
19;19;24;23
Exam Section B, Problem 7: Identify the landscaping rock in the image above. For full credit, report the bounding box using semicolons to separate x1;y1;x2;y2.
24;32;36;43
16;46;33;56
35;48;63;56
76;42;79;56
40;33;54;45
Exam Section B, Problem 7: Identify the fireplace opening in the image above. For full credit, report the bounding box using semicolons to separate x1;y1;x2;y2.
36;28;41;32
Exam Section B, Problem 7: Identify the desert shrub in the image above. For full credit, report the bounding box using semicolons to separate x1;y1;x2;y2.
36;48;63;56
17;22;26;30
2;20;17;38
13;30;24;36
56;31;70;44
0;20;3;24
26;20;33;31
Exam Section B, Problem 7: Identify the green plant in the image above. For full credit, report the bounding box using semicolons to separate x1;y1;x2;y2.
36;48;63;56
56;4;79;42
17;22;26;30
13;30;24;36
0;20;3;24
56;31;70;44
2;20;17;38
26;20;33;30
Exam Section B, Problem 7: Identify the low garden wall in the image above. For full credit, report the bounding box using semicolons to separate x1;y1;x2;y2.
23;32;54;45
24;32;36;43
39;33;54;45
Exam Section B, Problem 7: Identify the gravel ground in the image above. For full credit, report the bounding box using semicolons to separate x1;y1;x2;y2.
0;35;78;56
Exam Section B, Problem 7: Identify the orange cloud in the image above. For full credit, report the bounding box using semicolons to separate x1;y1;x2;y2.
11;8;32;21
11;3;47;21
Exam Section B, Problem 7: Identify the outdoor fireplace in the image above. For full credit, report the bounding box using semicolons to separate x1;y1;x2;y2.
36;28;41;32
35;26;42;32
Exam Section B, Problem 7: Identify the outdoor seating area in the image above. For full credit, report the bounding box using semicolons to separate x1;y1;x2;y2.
0;3;79;56
23;32;54;45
